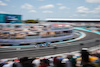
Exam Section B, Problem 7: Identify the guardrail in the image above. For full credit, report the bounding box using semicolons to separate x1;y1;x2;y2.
0;34;74;43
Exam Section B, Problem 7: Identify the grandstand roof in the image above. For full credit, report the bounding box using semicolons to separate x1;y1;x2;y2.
46;19;100;21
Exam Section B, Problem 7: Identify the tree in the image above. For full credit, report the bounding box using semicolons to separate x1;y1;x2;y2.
24;20;39;23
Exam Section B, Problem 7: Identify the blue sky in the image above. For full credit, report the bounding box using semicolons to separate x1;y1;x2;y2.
0;0;100;20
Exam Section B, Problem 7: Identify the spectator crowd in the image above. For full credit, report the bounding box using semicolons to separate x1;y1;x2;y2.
0;48;100;67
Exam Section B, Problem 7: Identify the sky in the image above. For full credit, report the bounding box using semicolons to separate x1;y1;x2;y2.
0;0;100;20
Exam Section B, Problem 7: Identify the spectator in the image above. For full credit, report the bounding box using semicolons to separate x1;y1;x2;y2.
32;57;40;67
53;57;64;67
0;62;3;67
12;57;34;67
94;53;100;66
62;56;72;67
1;59;9;66
89;53;98;62
3;61;14;67
57;56;63;61
76;56;81;67
80;49;99;67
67;55;76;67
48;57;53;66
39;59;50;67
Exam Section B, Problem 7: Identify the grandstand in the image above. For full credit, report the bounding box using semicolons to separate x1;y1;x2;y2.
0;23;78;46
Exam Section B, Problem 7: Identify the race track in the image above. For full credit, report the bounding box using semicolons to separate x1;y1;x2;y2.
0;29;100;59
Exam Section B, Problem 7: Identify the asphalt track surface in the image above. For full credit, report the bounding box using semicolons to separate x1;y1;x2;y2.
0;30;100;59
